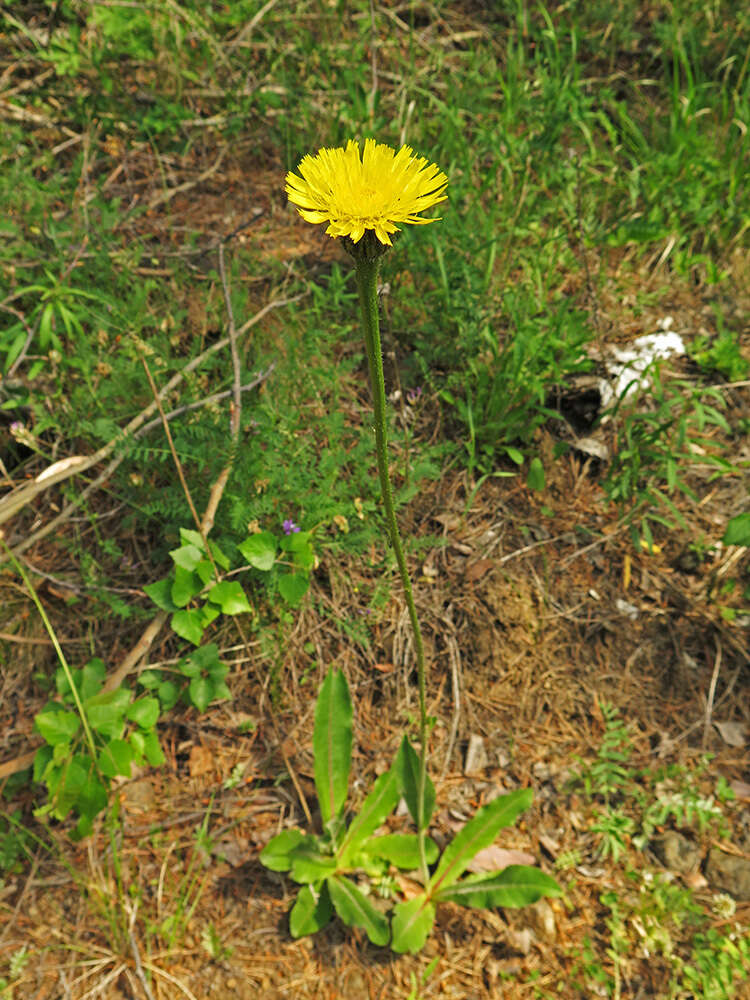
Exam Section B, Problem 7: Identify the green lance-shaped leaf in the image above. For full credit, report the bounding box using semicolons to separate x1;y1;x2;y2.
289;842;338;884
327;875;389;947
434;865;562;909
259;829;309;873
363;832;439;870
391;894;436;955
313;668;352;835
723;512;750;547
337;767;400;867
397;735;435;831
429;788;533;895
290;883;333;938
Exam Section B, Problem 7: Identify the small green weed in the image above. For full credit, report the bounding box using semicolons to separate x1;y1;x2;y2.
603;368;738;548
582;872;750;999
572;705;735;862
690;319;750;383
33;657;164;839
0;948;29;1000
0;811;32;876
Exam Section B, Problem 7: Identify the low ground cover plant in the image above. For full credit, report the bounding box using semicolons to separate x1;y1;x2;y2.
259;139;560;951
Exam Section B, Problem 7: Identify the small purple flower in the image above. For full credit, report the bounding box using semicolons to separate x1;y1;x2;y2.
406;386;423;404
282;518;300;535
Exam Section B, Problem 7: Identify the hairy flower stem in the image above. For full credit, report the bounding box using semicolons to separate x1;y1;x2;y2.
354;257;430;885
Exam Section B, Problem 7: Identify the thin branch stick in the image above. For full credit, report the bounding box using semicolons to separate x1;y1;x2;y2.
0;748;36;780
135;369;274;438
702;637;723;748
102;611;169;695
138;352;210;568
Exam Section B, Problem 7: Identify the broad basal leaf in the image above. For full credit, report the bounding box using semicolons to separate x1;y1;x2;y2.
397;735;435;830
364;832;439;870
337;767;400;867
327;875;389;947
289;842;338;884
429;788;533;894
435;865;561;909
313;668;352;833
290;883;333;938
391;894;435;954
260;829;310;872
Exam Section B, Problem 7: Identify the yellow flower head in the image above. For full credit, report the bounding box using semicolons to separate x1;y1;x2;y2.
286;139;448;247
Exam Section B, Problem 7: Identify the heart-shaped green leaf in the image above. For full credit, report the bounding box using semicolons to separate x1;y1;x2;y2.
238;531;277;571
170;543;203;572
278;572;309;606
98;738;134;779
34;709;80;746
207;580;252;615
126;697;159;730
171;609;204;646
171;567;202;607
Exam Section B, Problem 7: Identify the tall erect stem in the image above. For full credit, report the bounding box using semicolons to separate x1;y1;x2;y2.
354;257;430;884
